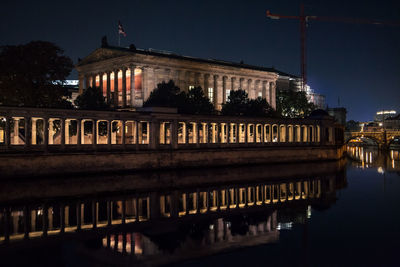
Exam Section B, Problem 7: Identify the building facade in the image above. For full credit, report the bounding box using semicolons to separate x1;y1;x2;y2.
276;72;326;109
76;46;279;110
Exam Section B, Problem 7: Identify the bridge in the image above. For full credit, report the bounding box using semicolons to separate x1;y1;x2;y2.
345;130;400;149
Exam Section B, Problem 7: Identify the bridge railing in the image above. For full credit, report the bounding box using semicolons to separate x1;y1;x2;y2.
0;107;342;153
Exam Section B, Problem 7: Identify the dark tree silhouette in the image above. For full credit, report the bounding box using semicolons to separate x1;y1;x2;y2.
144;80;181;108
221;89;274;117
276;89;316;118
74;87;109;110
144;81;215;115
0;41;74;108
246;97;276;117
178;86;214;115
221;90;249;116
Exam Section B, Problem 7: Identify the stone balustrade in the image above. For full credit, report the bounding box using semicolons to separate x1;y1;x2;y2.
0;106;343;153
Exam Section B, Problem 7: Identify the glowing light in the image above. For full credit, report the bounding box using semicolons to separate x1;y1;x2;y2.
376;110;396;115
377;167;384;174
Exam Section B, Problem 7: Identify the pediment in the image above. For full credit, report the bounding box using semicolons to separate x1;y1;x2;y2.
77;48;132;66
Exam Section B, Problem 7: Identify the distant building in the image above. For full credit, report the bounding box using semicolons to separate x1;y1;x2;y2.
384;114;400;130
374;110;397;122
275;72;326;109
327;107;347;126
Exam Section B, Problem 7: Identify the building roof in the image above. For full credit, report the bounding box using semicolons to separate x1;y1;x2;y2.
77;45;292;76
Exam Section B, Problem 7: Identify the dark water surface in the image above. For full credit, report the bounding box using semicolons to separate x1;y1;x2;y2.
0;147;399;266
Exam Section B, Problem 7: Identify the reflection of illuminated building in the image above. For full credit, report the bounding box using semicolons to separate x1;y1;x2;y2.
347;145;400;172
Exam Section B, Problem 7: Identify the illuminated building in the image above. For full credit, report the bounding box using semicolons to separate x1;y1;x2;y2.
76;44;280;110
275;72;326;109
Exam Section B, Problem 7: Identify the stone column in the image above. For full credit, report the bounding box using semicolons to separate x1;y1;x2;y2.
148;119;160;149
107;120;112;148
92;74;97;87
13;118;19;145
106;71;111;104
141;67;147;104
48;119;54;145
239;78;244;90
85;75;90;89
92;120;97;147
204;73;210;97
270;81;276;109
122;68;127;108
122;120;126;148
248;79;254;99
114;69;119;107
61;118;65;148
44;118;49;149
213;75;219;108
99;72;103;95
25;117;31;148
65;120;70;145
195;72;201;87
78;74;84;94
222;76;227;104
76;119;81;146
130;65;135;107
171;119;178;149
31;118;37;145
231;77;236;91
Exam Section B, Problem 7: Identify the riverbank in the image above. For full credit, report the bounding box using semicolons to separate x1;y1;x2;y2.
0;145;346;179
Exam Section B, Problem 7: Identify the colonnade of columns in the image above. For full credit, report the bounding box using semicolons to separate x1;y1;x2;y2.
79;65;144;108
1;117;332;151
79;67;277;110
0;109;340;151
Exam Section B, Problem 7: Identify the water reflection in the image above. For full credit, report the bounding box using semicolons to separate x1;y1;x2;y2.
347;145;400;173
0;160;346;266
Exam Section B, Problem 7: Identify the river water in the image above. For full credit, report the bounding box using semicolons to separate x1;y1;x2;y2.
0;147;399;266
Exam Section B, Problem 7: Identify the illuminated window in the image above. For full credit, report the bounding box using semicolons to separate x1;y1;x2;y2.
189;85;194;91
208;87;213;103
226;89;231;102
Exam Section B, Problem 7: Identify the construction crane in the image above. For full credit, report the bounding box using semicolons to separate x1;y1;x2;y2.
266;4;400;91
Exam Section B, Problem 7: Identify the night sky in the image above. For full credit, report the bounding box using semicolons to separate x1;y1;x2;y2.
1;0;399;121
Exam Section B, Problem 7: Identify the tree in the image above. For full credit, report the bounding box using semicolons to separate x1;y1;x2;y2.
144;80;180;108
221;90;249;116
221;89;275;117
178;86;215;115
0;41;74;108
346;120;361;131
74;86;109;110
144;81;215;115
276;89;315;118
246;97;276;117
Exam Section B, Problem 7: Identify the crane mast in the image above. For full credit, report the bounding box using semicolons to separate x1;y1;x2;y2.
266;4;400;92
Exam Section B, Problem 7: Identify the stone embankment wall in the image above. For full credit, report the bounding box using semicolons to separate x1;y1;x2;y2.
0;145;345;179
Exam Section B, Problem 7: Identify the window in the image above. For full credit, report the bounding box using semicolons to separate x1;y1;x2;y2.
189;85;194;91
258;91;262;98
226;89;231;102
208;87;213;103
